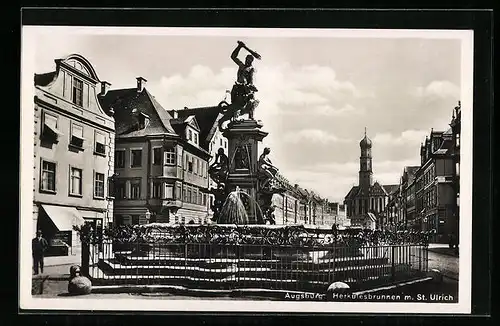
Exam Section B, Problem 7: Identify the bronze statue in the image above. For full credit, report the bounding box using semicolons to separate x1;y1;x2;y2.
258;147;279;189
208;147;229;185
210;183;227;222
218;41;261;131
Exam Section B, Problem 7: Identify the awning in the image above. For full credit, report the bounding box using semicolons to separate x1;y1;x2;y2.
41;205;85;231
44;123;64;137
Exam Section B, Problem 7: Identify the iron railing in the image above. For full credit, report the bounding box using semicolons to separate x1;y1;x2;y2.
85;238;428;293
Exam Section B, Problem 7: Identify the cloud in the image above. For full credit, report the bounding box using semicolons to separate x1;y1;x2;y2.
270;104;364;117
412;80;460;99
149;63;369;118
284;129;350;144
372;129;429;146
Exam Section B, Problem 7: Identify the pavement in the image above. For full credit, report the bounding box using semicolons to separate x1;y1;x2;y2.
426;244;459;281
427;243;459;258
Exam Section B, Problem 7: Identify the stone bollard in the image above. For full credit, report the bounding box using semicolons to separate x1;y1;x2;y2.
68;265;92;295
326;281;350;301
427;268;443;283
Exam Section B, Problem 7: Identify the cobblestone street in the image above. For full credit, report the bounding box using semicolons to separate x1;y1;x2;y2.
427;244;459;280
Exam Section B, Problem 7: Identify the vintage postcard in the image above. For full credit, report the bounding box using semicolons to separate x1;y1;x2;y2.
20;25;473;314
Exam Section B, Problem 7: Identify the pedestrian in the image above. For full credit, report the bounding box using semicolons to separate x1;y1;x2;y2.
32;230;49;275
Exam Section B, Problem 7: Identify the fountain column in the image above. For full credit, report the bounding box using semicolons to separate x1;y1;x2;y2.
223;119;268;224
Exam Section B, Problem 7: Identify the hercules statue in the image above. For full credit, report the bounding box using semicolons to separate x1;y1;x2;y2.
218;41;261;130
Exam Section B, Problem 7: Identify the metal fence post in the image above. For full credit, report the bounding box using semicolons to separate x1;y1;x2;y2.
391;245;396;281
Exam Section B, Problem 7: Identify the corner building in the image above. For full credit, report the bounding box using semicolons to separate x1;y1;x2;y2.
33;54;115;265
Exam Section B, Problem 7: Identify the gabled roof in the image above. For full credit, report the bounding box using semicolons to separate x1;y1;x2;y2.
345;186;359;200
370;182;387;196
98;88;176;138
404;166;420;185
168;106;222;148
382;184;399;195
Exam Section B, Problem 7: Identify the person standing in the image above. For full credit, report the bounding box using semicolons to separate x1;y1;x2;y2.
32;230;49;275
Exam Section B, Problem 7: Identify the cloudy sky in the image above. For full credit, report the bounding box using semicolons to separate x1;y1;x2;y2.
29;28;463;202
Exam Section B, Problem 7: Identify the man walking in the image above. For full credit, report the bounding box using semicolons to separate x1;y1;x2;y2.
32;230;48;275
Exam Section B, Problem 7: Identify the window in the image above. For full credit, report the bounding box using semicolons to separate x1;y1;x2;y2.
202;193;207;206
70;123;84;148
42;112;61;141
165;184;174;199
94;131;106;155
115;180;126;199
176;183;182;200
184;155;188;170
188;129;192;141
131;180;141;199
41;160;56;192
197;192;202;206
152;147;162;165
188;157;193;173
94;172;105;198
152;181;161;199
164;148;176;165
187;187;192;203
183;186;188;202
193;157;198;174
115;150;125;168
72;78;84;106
194;133;198;145
191;187;197;204
131;149;142;167
69;167;82;196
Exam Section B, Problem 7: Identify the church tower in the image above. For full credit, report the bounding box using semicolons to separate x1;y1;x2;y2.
359;128;373;190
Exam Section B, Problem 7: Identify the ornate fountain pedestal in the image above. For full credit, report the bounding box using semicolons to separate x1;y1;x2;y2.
222;119;268;224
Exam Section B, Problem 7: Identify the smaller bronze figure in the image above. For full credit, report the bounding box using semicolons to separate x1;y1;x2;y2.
210;183;227;222
258;147;279;189
234;145;250;170
263;206;276;225
208;148;229;185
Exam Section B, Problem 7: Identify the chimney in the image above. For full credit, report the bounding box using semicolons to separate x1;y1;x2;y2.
100;81;111;96
136;77;147;92
172;110;178;119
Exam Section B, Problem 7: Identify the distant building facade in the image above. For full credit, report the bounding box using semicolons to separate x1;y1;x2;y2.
33;54;115;265
344;130;398;230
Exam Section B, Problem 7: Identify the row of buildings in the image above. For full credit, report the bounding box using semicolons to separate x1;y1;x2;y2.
385;103;461;243
343;103;461;244
32;54;348;265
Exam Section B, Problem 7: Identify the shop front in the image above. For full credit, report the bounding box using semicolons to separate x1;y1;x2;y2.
36;204;85;266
